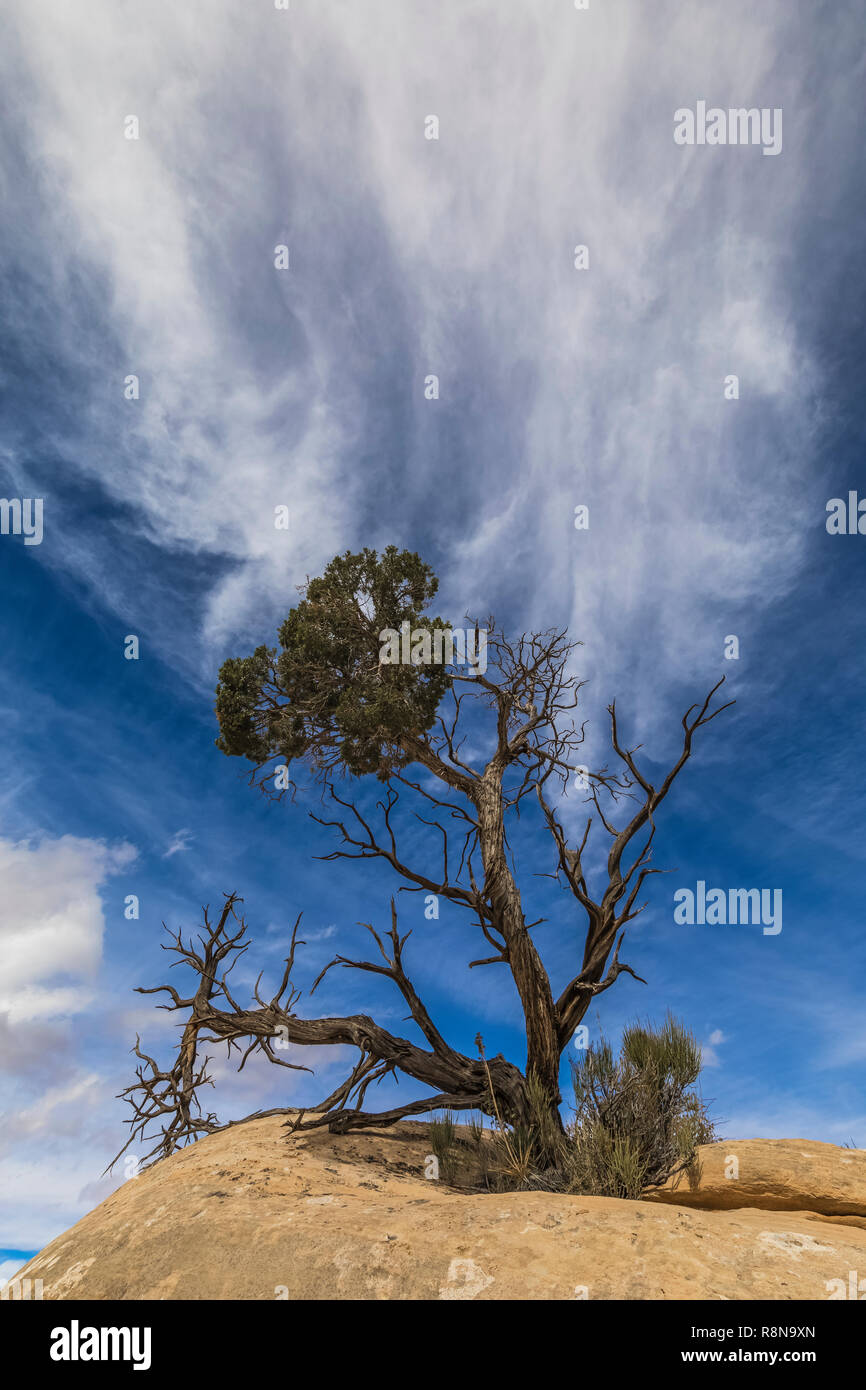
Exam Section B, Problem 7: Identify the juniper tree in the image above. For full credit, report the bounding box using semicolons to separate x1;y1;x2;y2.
116;546;732;1166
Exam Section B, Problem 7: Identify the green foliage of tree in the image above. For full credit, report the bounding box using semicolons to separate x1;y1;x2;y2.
215;546;454;778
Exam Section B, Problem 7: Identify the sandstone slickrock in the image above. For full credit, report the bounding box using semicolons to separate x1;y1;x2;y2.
644;1138;866;1222
12;1118;866;1300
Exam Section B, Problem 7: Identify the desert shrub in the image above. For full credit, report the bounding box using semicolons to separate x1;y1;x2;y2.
565;1013;716;1198
424;1016;714;1198
460;1014;715;1198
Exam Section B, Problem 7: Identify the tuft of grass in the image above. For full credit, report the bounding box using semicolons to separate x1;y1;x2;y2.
467;1113;485;1146
429;1109;459;1184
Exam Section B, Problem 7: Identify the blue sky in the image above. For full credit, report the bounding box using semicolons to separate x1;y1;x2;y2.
1;0;865;1269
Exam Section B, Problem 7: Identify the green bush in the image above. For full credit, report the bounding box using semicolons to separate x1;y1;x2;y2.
452;1014;716;1198
566;1013;716;1198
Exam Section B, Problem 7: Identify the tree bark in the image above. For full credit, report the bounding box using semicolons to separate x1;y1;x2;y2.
476;766;563;1119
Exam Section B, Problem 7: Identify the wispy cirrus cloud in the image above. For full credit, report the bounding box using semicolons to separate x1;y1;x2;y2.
0;0;844;734
162;828;194;859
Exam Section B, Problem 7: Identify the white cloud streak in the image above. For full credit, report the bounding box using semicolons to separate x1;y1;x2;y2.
1;0;828;732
